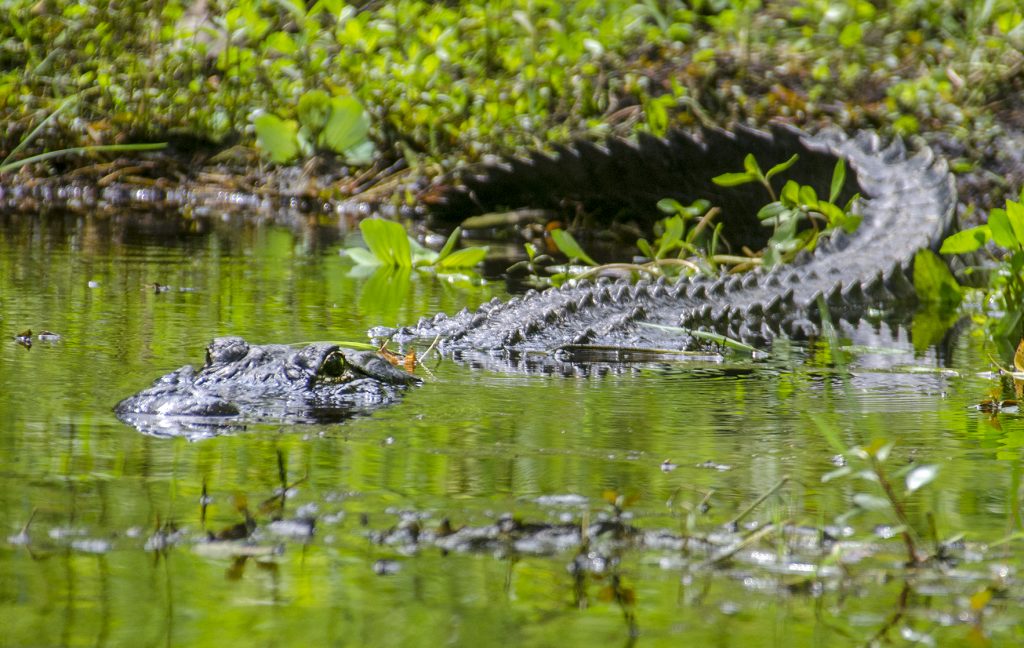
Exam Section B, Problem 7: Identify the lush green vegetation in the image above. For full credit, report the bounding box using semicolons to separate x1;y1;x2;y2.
1;0;1021;175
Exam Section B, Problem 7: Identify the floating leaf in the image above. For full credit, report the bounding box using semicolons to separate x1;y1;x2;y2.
550;229;598;266
360;219;411;268
343;247;380;266
435;227;462;264
254;113;299;163
435;246;488;269
905;464;938;493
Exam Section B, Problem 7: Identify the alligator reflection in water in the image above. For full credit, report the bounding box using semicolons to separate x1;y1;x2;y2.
114;336;420;438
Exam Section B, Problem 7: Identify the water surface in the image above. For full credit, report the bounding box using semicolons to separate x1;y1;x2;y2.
1;213;1021;646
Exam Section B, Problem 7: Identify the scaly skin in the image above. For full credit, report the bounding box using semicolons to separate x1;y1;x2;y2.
115;337;420;438
376;125;956;369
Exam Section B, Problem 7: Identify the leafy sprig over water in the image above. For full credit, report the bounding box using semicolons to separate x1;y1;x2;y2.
712;155;861;268
343;219;488;270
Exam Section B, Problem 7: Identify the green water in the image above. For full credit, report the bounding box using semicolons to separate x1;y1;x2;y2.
1;213;1022;647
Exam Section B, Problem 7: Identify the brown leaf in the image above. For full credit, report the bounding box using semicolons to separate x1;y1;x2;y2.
1015;338;1024;373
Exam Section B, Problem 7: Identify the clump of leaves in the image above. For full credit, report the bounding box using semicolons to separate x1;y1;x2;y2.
535;199;727;286
938;191;1024;344
814;417;942;566
713;155;861;268
255;91;376;164
343;219;488;270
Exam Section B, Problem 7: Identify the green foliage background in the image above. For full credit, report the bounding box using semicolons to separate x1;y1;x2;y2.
1;0;1021;172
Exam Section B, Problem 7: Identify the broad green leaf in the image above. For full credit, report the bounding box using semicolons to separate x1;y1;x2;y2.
989;208;1016;248
360;218;411;268
254;113;299;163
435;246;488;269
1006;200;1024;246
320;96;373;162
297;89;331;131
343;247;380;266
764;154;799;182
550;229;598;266
343;140;377;166
913;249;962;308
712;172;757;187
906;464;938;493
829;159;846;203
940;225;990;254
798;184;818;208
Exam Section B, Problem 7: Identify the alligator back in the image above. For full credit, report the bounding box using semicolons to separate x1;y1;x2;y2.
383;125;956;363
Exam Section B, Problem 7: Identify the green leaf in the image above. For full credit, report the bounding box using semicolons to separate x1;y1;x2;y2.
656;215;684;259
939;226;990;254
742;153;762;177
342;247;380;266
816;201;845;224
254;113;299;164
852;493;889;511
913;248;962;308
829;159;846;204
297;90;331;131
550;229;598;266
360;219;411;268
764;154;799;182
656;198;685;215
1006;200;1024;246
637;238;654;259
757;202;786;222
810;414;849;455
435;227;462;263
435;246;488;269
989;208;1016;248
798;184;818;208
905;465;938;493
320;96;374;163
712;172;757;187
780;180;800;206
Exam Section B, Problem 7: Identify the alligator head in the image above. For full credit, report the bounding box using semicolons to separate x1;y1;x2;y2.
115;336;420;438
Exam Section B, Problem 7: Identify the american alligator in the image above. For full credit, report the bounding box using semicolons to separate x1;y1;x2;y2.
114;336;420;438
114;124;955;434
374;124;957;373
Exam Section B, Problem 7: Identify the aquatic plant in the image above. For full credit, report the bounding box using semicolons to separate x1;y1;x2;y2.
712;155;861;268
343;219;487;270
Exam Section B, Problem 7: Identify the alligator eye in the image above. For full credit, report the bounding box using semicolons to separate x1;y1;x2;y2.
319;350;347;378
